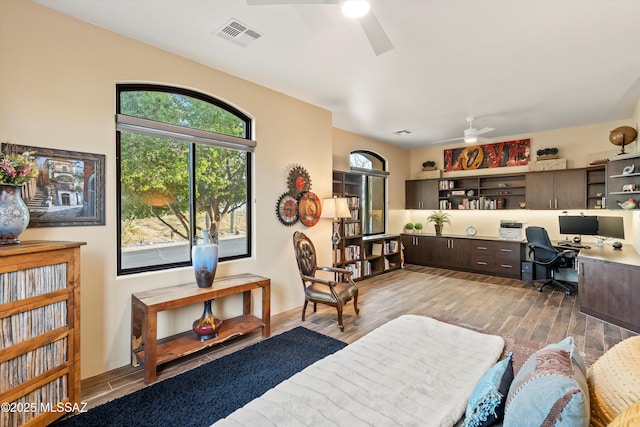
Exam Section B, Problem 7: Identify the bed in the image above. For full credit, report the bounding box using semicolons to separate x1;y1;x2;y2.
213;314;505;426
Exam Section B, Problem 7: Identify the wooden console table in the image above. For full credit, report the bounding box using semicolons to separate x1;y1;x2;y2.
131;273;270;384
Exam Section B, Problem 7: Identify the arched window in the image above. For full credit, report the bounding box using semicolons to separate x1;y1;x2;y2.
350;150;388;236
116;84;254;275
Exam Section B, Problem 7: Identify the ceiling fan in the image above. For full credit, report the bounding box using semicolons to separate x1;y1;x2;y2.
433;117;496;145
246;0;393;55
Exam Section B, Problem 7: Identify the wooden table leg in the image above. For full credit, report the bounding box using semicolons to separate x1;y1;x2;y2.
262;284;270;337
144;310;158;384
242;290;251;315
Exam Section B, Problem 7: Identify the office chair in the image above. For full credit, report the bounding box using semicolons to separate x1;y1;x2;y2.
525;226;577;295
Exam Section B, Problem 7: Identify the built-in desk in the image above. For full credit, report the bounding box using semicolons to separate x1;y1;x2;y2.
577;245;640;333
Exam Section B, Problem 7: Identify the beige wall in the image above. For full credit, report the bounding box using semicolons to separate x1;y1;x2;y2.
1;0;639;380
1;0;336;377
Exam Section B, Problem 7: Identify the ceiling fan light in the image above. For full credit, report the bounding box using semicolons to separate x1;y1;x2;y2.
341;0;370;18
464;135;478;143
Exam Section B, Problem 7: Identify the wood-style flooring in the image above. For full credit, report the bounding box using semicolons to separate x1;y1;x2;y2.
79;266;637;411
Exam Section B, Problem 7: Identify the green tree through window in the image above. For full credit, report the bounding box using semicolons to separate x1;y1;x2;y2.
116;84;253;274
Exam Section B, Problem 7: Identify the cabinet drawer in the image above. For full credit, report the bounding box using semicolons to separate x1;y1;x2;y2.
471;241;495;253
495;261;520;278
494;242;522;263
472;254;495;273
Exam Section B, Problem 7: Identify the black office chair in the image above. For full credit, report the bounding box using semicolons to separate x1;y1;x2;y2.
525;226;577;295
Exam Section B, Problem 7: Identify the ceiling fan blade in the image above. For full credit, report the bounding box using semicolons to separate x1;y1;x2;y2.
247;0;338;5
476;136;492;142
475;127;495;136
359;11;393;55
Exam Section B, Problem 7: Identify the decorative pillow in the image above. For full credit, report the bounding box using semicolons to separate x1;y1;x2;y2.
587;336;640;427
503;337;589;427
608;400;640;427
463;352;514;427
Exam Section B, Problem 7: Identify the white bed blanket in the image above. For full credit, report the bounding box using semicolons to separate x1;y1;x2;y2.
213;315;504;427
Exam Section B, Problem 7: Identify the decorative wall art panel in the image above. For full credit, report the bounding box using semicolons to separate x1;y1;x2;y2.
444;139;530;172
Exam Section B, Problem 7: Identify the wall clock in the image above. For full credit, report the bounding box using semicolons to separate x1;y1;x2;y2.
466;226;477;236
298;191;322;227
276;192;299;226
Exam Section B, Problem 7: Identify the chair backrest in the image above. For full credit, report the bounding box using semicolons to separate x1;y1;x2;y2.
525;226;561;264
293;231;317;277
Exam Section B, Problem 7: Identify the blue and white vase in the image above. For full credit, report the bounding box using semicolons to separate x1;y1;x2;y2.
0;184;30;245
192;230;218;288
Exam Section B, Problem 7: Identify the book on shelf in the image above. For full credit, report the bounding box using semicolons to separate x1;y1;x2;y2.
371;243;383;256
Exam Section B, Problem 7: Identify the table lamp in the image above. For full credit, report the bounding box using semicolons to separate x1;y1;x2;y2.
321;197;351;246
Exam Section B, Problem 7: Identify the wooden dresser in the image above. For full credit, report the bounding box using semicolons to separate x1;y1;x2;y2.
0;241;84;426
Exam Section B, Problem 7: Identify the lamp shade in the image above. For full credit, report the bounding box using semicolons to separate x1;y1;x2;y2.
321;198;351;219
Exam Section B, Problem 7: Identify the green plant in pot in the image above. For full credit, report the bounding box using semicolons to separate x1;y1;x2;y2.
404;222;414;233
414;222;424;233
426;210;451;236
422;160;436;170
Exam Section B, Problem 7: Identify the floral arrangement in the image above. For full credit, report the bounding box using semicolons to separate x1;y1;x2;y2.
0;146;39;185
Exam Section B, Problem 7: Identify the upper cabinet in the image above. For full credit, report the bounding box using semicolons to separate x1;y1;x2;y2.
405;179;438;210
525;169;586;210
607;153;640;210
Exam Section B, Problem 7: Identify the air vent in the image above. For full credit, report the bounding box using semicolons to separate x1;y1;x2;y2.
215;19;262;47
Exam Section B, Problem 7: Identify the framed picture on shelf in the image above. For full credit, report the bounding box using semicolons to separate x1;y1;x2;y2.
3;143;106;227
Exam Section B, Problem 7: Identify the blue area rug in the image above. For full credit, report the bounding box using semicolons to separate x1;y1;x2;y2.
54;327;346;427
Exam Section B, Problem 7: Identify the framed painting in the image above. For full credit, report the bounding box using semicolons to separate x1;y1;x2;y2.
2;143;105;227
444;139;530;172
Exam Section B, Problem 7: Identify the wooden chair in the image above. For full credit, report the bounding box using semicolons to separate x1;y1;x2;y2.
292;231;359;332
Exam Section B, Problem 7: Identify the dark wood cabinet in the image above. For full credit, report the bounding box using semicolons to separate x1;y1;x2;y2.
435;237;471;270
578;249;640;333
493;241;524;278
405;179;438;210
402;235;523;279
470;240;495;274
525;169;586;209
401;235;429;265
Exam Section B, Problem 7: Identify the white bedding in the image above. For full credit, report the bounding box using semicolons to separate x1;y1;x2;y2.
213;315;504;427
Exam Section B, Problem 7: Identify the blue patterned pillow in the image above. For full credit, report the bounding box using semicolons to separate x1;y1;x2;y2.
463;352;514;427
503;337;589;427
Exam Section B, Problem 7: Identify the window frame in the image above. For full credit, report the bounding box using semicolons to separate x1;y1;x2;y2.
116;84;253;275
350;150;388;237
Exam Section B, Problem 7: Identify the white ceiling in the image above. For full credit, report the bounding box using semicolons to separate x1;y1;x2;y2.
33;0;640;149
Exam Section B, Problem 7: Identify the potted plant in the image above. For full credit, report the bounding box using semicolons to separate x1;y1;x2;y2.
404;222;414;233
426;210;451;236
414;222;424;233
422;161;437;171
536;147;559;160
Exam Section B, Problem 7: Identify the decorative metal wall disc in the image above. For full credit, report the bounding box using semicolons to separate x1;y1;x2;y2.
288;166;311;197
276;192;299;226
298;191;322;227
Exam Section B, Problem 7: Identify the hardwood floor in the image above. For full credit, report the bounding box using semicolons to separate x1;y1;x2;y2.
79;266;637;410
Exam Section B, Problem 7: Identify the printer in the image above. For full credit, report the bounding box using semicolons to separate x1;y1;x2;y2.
499;220;524;241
